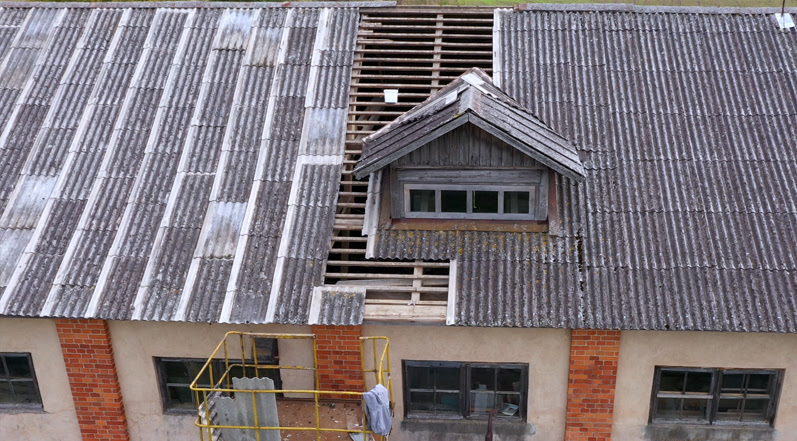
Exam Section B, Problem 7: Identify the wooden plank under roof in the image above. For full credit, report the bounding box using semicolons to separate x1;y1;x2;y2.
322;6;495;322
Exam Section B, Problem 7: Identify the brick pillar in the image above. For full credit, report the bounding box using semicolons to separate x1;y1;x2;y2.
564;329;621;441
55;319;129;441
311;325;364;399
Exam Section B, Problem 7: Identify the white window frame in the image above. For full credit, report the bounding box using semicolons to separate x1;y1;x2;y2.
393;168;549;221
403;184;538;220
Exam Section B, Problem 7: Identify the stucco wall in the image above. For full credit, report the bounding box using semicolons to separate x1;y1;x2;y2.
613;331;797;441
362;324;571;441
0;317;81;441
108;321;312;441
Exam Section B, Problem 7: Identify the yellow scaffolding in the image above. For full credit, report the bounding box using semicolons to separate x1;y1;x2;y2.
191;331;392;441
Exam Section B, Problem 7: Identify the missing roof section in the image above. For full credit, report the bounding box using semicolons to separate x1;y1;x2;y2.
322;7;495;323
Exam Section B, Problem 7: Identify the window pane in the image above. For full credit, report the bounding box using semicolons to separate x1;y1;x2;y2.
11;381;40;405
186;361;201;379
496;392;521;407
435;367;460;391
496;393;520;416
685;371;712;394
504;191;530;214
168;385;195;409
441;190;467;213
254;338;279;364
742;399;770;422
721;373;745;394
497;368;522;392
435;392;460;413
716;398;743;422
0;381;12;404
5;356;32;379
470;389;494;414
682;398;710;421
410;189;435;212
255;368;281;384
472;191;498;213
228;364;246;380
165;361;191;384
470;367;494;391
409;391;434;412
659;370;686;393
655;398;681;420
408;366;432;390
0;358;6;378
748;374;773;394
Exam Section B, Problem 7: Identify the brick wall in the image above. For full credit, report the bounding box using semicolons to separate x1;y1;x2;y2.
55;319;129;441
311;325;364;399
564;329;621;441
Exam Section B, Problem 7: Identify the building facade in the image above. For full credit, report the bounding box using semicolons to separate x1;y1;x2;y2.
0;3;796;441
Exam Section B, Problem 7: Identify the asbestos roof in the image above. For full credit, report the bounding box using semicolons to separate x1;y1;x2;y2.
1;3;796;333
307;285;366;326
436;6;795;332
0;3;360;324
354;67;585;181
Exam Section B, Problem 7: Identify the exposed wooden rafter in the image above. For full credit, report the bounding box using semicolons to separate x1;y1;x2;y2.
322;7;495;322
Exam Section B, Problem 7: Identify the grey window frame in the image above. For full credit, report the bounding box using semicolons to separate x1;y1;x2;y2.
155;358;213;414
156;355;282;414
650;366;783;427
403;360;528;421
392;168;549;221
0;352;43;410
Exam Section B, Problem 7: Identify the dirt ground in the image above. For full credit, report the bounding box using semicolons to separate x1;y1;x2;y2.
274;400;373;441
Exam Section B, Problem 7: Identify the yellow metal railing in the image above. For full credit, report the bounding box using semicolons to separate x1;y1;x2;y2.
191;332;392;441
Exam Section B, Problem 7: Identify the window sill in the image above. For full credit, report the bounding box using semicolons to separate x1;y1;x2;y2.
0;405;45;414
645;423;775;441
388;218;548;233
401;418;534;437
163;407;202;415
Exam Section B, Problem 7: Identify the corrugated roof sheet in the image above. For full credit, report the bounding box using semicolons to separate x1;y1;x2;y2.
2;3;796;332
0;4;359;324
307;285;366;326
447;6;797;331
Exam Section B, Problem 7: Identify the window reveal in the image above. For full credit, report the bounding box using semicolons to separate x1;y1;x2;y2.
403;360;527;420
651;367;782;426
157;339;280;413
0;353;42;409
393;169;548;221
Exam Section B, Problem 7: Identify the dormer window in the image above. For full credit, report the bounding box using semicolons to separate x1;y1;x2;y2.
354;68;584;232
397;169;549;220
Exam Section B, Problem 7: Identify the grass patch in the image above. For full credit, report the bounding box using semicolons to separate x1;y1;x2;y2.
401;0;797;6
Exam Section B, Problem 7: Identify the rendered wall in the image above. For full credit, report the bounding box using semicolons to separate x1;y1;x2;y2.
0;318;82;441
362;324;571;441
613;331;797;441
108;321;312;441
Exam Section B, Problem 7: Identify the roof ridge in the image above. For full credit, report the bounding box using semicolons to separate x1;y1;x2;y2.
514;3;797;15
0;1;395;8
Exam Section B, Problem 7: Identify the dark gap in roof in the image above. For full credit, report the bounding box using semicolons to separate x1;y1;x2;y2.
324;7;494;300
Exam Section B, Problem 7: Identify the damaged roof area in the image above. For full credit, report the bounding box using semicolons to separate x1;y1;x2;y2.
0;3;795;333
0;3;361;324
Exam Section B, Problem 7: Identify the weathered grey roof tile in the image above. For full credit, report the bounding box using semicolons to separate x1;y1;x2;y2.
0;5;359;323
308;286;365;326
446;6;797;331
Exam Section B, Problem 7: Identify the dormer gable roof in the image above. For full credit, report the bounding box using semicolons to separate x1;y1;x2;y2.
353;68;586;181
